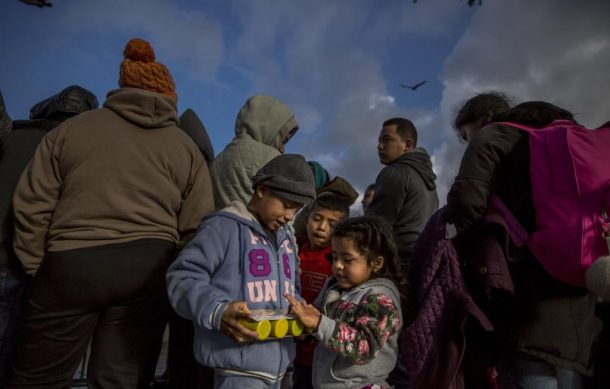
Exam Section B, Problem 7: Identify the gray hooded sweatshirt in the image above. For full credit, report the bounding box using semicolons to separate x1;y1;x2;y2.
210;95;298;210
167;200;301;382
312;277;402;389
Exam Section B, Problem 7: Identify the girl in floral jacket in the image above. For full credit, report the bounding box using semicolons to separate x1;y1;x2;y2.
286;216;406;389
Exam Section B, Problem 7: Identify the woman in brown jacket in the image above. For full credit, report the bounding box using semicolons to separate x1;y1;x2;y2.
8;38;214;388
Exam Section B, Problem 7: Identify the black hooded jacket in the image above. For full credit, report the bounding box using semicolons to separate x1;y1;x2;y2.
367;148;439;261
179;108;215;164
0;85;98;266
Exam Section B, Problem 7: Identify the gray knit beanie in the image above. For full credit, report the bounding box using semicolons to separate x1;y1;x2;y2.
585;256;610;301
252;154;316;205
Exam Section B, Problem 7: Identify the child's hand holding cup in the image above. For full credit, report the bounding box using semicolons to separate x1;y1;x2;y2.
220;301;258;342
285;293;321;333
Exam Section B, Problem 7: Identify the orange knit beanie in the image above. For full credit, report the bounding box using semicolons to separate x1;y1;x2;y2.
119;38;177;101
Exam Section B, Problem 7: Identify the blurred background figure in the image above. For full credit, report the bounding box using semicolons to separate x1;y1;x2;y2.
361;183;375;213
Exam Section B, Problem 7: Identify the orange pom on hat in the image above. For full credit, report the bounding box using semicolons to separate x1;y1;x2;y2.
119;38;177;101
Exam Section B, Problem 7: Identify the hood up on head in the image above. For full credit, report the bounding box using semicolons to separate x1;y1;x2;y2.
29;85;98;121
234;95;298;150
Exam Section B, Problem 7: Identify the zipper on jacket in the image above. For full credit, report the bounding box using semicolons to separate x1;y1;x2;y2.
252;225;288;377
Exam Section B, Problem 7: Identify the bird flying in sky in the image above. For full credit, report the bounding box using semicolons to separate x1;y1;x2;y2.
19;0;52;8
399;80;427;90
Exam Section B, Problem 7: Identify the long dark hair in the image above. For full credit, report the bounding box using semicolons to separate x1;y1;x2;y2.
454;91;513;140
332;216;408;314
492;101;576;128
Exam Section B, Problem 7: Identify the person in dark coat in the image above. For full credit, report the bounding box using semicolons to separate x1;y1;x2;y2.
445;101;602;389
453;91;512;142
162;107;217;389
366;117;438;265
0;85;98;385
366;117;438;388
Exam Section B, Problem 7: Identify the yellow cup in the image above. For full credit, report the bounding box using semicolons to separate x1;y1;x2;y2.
288;319;304;336
240;319;271;340
270;318;289;338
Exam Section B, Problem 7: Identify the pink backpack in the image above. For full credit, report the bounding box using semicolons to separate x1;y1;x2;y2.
491;120;610;287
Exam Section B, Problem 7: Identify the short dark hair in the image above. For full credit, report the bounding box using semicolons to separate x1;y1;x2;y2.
454;91;512;140
365;183;375;193
382;117;417;147
309;193;350;218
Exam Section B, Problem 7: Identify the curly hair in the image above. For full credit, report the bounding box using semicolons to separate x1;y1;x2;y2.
332;216;408;313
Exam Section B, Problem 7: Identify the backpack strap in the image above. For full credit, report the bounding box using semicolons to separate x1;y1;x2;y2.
488;195;529;247
494;120;578;133
493;122;536;133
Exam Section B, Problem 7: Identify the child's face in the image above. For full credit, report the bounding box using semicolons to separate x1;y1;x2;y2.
306;206;346;251
331;236;383;289
253;186;302;231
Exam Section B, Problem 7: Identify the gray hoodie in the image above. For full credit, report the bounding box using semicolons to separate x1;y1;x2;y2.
210;95;298;210
312;277;402;389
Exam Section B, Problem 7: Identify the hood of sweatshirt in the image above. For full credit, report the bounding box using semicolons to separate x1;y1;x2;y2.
215;200;259;228
214;200;295;243
103;87;178;129
234;95;298;150
179;108;215;163
396;148;437;190
29;85;98;121
320;276;402;308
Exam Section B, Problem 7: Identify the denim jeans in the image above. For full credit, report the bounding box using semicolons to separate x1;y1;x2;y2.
0;264;27;385
505;354;585;389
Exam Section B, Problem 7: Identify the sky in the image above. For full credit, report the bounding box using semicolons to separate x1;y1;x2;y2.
2;0;609;210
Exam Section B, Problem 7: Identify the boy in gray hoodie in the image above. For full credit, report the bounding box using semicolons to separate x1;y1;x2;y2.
167;154;315;388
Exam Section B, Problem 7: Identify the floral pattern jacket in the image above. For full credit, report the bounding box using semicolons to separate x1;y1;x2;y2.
312;277;402;389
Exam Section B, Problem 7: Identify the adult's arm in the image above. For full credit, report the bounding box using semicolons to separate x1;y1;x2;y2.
13;129;62;275
445;124;524;234
177;155;215;246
